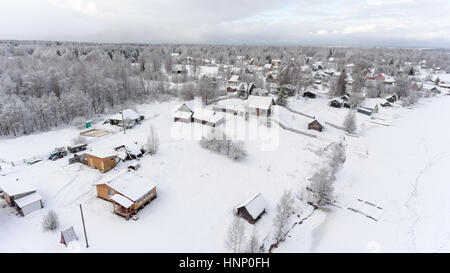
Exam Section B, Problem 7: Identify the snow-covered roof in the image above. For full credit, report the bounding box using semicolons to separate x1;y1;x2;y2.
110;109;140;121
86;147;115;158
14;192;42;208
228;75;240;82
237;193;267;220
61;227;78;245
247;95;275;110
264;64;272;69
110;194;134;209
193;110;224;123
96;169;157;202
173;111;193;119
0;180;36;197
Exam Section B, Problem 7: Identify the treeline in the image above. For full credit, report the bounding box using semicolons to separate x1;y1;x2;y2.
0;41;449;136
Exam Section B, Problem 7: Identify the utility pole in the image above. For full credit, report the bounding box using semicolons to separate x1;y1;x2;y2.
122;110;126;135
79;204;89;248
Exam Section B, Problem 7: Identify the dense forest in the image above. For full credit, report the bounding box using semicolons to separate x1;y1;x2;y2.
0;40;449;136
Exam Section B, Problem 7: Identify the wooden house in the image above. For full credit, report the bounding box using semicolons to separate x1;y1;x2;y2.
308;120;324;132
238;82;255;97
247;95;276;117
0;180;43;216
303;91;316;98
104;109;144;128
86;150;117;172
172;103;194;123
329;98;343;108
95;169;157;220
236;193;267;224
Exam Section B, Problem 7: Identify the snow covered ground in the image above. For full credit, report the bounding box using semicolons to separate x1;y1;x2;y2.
1;91;450;252
278;95;450;253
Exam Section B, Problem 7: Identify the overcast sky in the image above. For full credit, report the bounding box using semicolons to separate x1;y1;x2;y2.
1;0;449;48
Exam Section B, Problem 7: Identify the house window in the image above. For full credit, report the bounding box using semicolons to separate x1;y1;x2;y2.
108;189;114;196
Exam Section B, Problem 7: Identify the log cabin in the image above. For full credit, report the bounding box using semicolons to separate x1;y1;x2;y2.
86;150;117;172
308;120;324;132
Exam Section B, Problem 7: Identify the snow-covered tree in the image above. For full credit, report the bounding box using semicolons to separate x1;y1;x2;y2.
273;190;295;242
226;216;246;253
42;210;59;231
245;227;262;253
343;110;357;133
308;167;335;209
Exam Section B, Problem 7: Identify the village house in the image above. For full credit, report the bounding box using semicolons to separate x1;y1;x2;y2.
172;103;194;123
104;109;144;129
303;91;317;99
95;169;157;220
439;82;450;89
308;119;324;132
227;75;240;87
0;180;43;216
236;193;267;224
247;95;276;117
192;110;225;127
264;63;272;71
380;101;391;107
213;99;247;116
329;98;343;108
265;73;277;83
86;149;118;172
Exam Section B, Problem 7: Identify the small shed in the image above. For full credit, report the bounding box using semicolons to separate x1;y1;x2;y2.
0;180;43;216
86;150;117;172
303;91;316;98
308;120;323;132
67;144;88;153
236;193;267;224
357;106;372;116
60;226;78;247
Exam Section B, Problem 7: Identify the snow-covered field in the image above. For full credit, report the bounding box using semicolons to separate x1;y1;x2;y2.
1;91;450;252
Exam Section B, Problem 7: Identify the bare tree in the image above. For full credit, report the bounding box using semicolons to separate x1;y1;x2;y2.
273;190;295;242
146;125;159;155
226;215;246;253
42;210;59;231
308;167;335;209
245;227;262;253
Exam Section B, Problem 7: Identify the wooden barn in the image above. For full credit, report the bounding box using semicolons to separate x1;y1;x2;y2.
95;169;157;220
0;180;43;216
86;150;117;172
247;95;276;117
236;193;267;224
303;91;316;98
308;120;324;132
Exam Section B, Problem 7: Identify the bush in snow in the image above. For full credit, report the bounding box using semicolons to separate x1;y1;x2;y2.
42;210;59;231
226;215;246;253
199;131;247;161
273;190;295;242
308;167;335;209
179;83;195;101
146;125;159;155
342;110;357;133
71;116;86;129
402;90;419;107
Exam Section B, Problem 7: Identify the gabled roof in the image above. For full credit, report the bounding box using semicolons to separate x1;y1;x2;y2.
237;193;267;220
247;95;275;110
61;226;78;245
96;169;157;202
